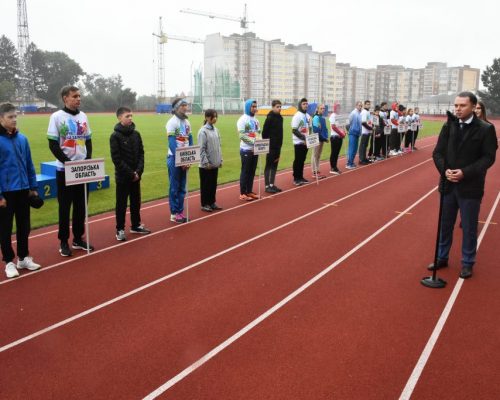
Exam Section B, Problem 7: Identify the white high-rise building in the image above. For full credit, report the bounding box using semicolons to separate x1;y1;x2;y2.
203;32;336;108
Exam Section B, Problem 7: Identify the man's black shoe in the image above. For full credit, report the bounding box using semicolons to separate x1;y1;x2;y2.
72;239;94;252
210;203;223;210
201;205;213;212
427;259;448;271
460;266;473;279
59;241;72;257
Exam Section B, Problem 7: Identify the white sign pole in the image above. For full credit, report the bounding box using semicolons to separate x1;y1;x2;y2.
84;183;90;254
258;155;261;198
64;158;106;255
175;146;201;222
185;170;189;222
306;134;320;185
253;139;270;197
313;151;319;185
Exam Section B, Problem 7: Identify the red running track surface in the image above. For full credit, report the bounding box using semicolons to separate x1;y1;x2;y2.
0;134;499;399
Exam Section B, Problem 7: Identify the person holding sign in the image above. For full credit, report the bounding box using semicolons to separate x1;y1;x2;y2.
404;108;416;150
48;86;93;257
311;104;328;179
262;100;283;193
412;107;421;149
198;109;223;212
237;99;260;201
346;101;363;169
110;107;151;241
166;98;193;223
328;104;346;175
388;102;401;156
359;100;373;165
0;103;41;278
291;98;311;185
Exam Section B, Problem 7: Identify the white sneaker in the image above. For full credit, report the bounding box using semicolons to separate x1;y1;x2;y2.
116;230;126;241
17;256;41;271
5;262;20;278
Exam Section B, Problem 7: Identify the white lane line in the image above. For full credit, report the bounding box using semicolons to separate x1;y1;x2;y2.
142;186;438;399
2;152;434;286
21;138;437;242
0;159;434;351
399;190;500;400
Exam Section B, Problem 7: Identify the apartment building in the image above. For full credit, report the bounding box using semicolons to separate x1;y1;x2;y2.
203;32;479;111
204;32;336;107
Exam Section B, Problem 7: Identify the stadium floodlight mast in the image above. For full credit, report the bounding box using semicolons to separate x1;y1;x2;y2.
152;16;204;104
17;0;36;104
180;3;255;33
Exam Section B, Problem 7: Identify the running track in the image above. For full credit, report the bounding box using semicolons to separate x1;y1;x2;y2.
0;131;499;399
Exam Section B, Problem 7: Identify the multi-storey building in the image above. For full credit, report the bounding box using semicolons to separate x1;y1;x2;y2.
204;32;336;108
203;32;480;111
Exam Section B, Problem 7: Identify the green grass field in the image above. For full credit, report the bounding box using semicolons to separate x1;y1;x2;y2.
16;113;443;228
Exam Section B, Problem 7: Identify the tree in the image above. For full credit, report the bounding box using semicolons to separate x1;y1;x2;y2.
0;80;16;102
136;95;158;111
82;73;137;111
0;35;20;98
29;43;84;105
478;57;500;115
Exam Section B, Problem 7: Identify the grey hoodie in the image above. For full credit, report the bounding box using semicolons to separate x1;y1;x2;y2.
198;123;222;168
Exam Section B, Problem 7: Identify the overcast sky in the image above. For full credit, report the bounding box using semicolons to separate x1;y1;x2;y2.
1;0;498;97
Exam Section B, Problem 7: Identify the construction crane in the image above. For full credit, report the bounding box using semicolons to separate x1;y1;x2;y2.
180;4;255;33
152;17;203;105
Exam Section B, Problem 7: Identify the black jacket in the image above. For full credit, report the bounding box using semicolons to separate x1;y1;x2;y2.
110;122;145;183
433;112;497;198
262;110;283;154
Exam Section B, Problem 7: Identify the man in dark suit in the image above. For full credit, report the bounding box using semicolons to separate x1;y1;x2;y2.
431;92;497;279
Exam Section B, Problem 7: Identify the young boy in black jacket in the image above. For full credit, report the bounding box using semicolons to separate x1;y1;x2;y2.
262;100;284;193
110;107;150;241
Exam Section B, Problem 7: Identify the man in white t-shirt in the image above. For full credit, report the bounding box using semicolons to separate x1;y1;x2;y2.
47;86;93;257
359;100;373;165
291;98;311;185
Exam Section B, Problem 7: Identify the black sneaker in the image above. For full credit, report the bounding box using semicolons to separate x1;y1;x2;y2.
210;203;223;210
273;186;282;192
299;178;310;184
72;239;94;251
59;241;72;257
201;205;213;212
130;225;151;234
293;180;303;186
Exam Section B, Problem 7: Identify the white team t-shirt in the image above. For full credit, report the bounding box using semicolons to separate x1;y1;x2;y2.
361;109;372;135
291;111;310;145
47;110;92;170
166;115;192;156
237;114;260;151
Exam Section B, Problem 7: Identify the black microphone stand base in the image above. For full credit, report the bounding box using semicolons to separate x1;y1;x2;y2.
421;276;447;288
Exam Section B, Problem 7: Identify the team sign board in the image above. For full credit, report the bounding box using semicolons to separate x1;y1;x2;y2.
175;145;201;167
64;159;106;186
253;139;270;155
410;122;418;131
384;125;392;135
306;133;320;148
398;124;406;133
